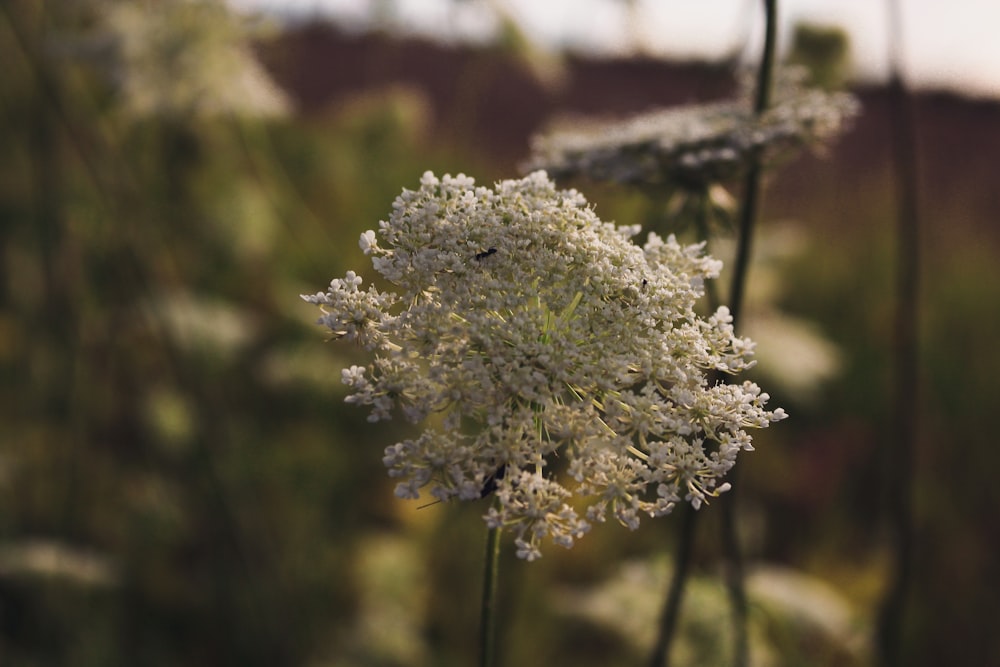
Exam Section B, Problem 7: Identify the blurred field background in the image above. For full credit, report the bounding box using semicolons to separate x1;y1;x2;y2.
1;2;999;666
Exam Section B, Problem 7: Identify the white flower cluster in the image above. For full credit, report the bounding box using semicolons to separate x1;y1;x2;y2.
303;171;786;559
96;0;289;118
526;68;858;190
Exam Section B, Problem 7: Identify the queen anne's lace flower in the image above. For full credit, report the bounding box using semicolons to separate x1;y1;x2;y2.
303;171;786;559
526;68;858;191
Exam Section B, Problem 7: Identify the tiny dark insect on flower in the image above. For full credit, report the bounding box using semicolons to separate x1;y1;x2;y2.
416;464;506;509
475;247;498;261
479;464;506;498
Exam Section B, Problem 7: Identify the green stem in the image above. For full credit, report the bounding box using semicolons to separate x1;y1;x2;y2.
877;0;919;664
480;505;502;667
728;0;776;325
719;3;778;666
648;502;698;667
649;5;776;666
647;193;722;667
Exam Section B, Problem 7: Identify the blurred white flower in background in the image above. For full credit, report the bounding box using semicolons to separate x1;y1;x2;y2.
55;0;291;118
553;557;865;665
527;68;858;192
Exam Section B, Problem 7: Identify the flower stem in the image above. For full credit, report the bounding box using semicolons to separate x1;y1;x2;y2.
727;0;776;325
648;192;720;667
719;2;778;666
876;0;919;664
648;502;698;667
480;504;502;667
648;5;777;662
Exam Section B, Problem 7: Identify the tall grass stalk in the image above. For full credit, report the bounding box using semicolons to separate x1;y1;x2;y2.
648;3;778;666
717;2;777;666
877;0;920;663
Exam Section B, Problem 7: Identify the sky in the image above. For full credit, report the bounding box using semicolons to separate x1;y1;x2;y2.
231;0;1000;99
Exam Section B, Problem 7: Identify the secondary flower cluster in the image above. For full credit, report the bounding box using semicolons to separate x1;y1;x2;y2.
303;171;785;559
91;0;289;118
526;68;858;191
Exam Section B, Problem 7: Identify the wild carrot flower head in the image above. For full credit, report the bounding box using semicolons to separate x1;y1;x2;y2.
526;68;858;193
303;171;785;559
92;0;289;118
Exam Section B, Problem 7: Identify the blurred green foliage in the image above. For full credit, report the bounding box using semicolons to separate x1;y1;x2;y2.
787;22;851;90
0;3;448;664
2;2;999;666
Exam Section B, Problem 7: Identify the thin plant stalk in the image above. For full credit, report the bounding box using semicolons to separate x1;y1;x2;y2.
728;0;777;326
648;502;698;667
480;501;503;667
718;2;778;666
876;0;919;663
647;193;721;667
647;3;777;665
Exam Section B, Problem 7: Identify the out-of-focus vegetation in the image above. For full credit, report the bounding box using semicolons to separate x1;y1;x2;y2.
787;23;851;90
2;2;999;666
0;3;455;665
